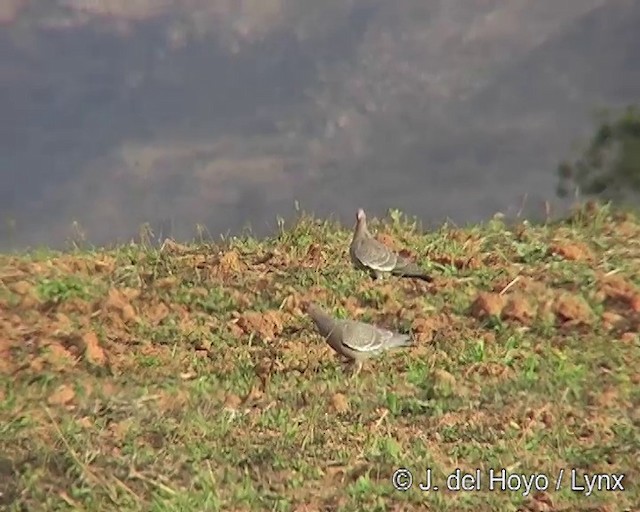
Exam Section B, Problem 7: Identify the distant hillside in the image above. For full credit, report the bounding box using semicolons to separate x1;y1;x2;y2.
1;0;639;250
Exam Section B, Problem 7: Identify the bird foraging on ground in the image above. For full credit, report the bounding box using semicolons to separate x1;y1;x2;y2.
349;208;432;282
303;301;413;377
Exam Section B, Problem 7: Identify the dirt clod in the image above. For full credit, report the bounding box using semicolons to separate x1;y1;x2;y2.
553;293;594;326
80;331;107;366
47;384;75;406
470;292;505;319
502;294;535;324
330;393;349;414
549;241;592;261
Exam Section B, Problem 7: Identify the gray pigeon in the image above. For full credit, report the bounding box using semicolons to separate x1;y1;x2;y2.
304;301;413;376
349;208;432;282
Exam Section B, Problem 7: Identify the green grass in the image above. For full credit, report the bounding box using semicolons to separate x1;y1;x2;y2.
0;203;639;511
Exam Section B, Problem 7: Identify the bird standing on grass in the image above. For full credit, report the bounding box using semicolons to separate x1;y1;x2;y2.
303;301;413;377
349;208;432;282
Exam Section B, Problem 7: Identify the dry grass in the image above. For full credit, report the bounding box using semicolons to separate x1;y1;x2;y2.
1;204;639;511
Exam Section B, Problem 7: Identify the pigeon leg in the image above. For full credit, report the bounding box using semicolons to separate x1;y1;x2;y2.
371;269;384;281
349;360;364;380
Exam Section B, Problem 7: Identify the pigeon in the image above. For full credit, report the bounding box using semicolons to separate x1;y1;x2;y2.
303;301;413;376
349;208;432;282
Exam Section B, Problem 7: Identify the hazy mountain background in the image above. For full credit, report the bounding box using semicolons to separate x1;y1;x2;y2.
1;0;639;250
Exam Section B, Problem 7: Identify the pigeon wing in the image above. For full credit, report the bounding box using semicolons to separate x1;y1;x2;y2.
355;237;398;272
341;320;393;354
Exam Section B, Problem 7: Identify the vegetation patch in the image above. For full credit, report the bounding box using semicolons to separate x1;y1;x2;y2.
1;204;639;511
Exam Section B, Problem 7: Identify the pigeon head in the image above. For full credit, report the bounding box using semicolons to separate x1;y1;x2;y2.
354;208;369;236
303;302;333;327
301;300;323;316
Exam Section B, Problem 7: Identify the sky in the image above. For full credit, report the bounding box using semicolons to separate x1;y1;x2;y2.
1;0;639;250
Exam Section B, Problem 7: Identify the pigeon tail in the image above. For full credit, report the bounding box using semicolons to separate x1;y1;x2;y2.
392;261;433;282
384;333;413;350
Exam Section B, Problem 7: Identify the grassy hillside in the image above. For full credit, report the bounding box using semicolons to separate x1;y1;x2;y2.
1;205;639;511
